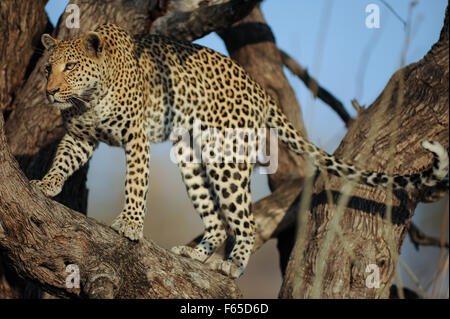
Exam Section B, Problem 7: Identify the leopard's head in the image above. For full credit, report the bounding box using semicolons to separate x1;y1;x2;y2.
41;31;106;110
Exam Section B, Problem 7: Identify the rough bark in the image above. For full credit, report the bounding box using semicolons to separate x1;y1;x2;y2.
279;6;449;299
0;0;52;299
0;0;50;116
151;0;262;41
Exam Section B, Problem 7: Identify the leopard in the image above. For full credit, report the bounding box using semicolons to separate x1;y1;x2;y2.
33;23;449;278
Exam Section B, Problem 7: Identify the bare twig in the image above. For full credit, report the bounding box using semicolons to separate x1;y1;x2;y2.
279;49;353;127
350;99;365;114
398;258;427;298
408;223;449;250
379;0;408;29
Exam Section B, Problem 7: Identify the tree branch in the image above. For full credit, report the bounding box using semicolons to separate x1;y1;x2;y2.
279;49;353;127
408;222;449;250
150;0;262;41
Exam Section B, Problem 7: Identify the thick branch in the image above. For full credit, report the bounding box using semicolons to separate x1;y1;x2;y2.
150;0;262;41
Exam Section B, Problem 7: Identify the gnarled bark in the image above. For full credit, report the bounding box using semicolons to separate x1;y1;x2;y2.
0;0;50;116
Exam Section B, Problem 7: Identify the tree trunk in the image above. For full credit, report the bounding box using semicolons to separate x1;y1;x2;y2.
0;0;52;298
279;5;449;299
0;0;50;117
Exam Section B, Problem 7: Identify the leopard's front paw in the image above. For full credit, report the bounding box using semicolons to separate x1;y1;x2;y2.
30;177;63;197
111;215;143;241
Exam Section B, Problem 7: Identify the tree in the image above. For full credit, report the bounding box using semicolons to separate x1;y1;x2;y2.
0;0;448;298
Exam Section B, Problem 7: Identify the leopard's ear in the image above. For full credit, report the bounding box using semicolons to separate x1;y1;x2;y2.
41;34;58;50
84;31;103;58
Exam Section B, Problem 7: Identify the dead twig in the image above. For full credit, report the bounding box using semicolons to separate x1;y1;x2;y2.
408;222;449;250
351;99;365;115
279;49;353;127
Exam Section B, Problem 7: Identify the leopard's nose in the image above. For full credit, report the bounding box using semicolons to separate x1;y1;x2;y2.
46;87;60;96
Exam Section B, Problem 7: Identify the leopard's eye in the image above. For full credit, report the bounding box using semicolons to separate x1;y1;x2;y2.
44;64;51;76
64;62;77;71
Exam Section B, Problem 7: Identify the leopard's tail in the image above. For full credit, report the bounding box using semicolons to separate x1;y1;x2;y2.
265;98;449;191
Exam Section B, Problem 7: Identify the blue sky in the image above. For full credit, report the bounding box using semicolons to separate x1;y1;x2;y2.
44;0;448;297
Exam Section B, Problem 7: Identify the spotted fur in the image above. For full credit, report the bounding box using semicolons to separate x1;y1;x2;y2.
33;24;449;278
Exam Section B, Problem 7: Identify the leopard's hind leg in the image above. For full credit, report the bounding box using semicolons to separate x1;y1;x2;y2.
206;162;255;278
171;147;227;262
